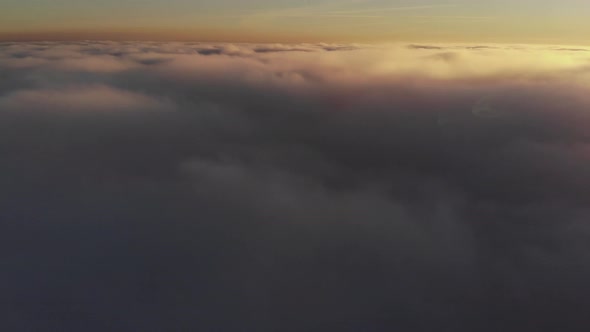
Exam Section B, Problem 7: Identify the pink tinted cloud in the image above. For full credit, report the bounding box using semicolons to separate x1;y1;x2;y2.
0;85;172;112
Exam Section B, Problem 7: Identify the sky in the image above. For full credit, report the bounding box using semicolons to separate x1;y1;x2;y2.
2;0;590;44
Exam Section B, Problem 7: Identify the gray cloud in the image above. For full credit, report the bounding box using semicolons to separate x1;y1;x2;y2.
2;41;590;332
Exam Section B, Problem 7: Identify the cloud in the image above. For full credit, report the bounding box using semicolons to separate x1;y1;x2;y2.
2;41;590;331
0;86;171;113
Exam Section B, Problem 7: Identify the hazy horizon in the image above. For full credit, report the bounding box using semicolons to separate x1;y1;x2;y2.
2;0;590;45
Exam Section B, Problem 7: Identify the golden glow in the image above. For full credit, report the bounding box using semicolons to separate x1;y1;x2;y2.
1;1;590;44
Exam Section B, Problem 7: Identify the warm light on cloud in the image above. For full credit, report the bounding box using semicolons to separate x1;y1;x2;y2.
0;85;172;113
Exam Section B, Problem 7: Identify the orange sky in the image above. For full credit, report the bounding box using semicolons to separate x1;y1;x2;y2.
2;1;590;44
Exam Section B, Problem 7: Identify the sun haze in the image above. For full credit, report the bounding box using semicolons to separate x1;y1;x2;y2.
2;0;590;44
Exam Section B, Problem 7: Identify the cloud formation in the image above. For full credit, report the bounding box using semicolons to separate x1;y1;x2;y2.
2;41;590;331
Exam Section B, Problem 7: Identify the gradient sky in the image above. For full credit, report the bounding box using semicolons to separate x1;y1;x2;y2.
2;0;590;44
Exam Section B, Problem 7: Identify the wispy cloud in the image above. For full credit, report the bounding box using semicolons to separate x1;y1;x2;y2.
248;14;384;18
239;2;456;20
410;15;496;21
331;4;457;14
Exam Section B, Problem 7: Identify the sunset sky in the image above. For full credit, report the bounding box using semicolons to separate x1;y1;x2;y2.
2;0;590;44
5;1;590;331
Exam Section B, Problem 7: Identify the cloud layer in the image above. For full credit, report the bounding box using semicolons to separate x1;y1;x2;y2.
2;41;590;331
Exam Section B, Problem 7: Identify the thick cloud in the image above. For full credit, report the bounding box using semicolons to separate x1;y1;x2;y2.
2;41;590;331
